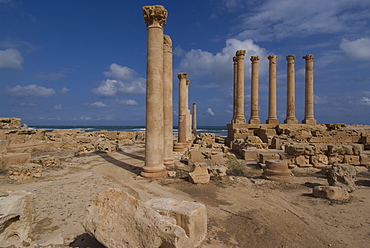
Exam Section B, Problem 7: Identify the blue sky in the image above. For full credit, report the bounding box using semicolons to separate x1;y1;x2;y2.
1;0;370;126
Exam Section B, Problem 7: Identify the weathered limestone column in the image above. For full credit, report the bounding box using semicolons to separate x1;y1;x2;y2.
141;5;167;178
234;50;246;124
284;54;298;124
249;56;261;124
302;54;317;124
192;102;197;137
173;73;188;152
266;55;279;124
185;80;192;142
163;34;174;166
231;56;237;123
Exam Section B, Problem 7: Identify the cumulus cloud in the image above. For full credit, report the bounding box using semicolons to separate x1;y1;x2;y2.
206;108;215;116
54;104;62;110
120;99;138;106
340;38;370;61
360;97;370;106
235;0;370;41
93;63;145;96
60;87;69;94
0;48;23;70
5;84;55;97
85;101;108;108
179;38;269;87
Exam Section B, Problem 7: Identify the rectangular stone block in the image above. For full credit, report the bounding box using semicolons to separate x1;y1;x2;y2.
8;163;42;180
259;152;280;164
360;154;369;166
343;155;361;166
3;153;31;170
147;198;207;247
0;140;8;154
295;155;311;167
242;150;258;161
328;155;344;164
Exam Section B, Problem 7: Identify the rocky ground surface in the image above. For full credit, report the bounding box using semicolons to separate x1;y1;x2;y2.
1;142;370;248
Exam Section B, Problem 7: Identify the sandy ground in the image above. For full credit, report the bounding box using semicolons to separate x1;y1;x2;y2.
1;142;370;247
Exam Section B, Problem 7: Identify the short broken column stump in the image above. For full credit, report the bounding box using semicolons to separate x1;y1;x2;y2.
262;160;292;182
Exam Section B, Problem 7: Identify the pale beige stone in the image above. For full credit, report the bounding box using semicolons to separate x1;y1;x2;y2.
327;164;356;192
146;198;207;247
266;55;279;124
0;190;33;247
189;162;210;184
302;54;317;124
262;160;292;182
8;163;42;180
313;186;350;201
234;50;246;124
284;55;298;124
83;188;194;248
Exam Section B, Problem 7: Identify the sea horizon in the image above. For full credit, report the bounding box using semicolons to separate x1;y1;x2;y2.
28;125;228;137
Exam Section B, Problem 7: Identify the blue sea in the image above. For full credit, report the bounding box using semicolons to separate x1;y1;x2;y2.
28;125;228;137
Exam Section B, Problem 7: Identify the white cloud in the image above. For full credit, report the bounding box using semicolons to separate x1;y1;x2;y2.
206;108;215;116
85;101;108;108
93;63;145;96
360;97;370;106
340;38;370;61
79;116;93;121
20;102;37;107
236;0;370;41
5;84;55;97
120;99;138;106
179;38;269;87
60;87;69;94
54;104;62;110
0;48;23;70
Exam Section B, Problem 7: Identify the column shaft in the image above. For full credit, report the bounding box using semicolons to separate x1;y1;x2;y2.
232;56;237;123
163;34;174;166
249;56;260;124
141;5;167;178
177;73;188;145
267;55;279;124
284;54;298;124
302;54;316;124
192;103;197;137
234;50;246;124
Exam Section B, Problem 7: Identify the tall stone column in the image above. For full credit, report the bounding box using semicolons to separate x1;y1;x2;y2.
302;54;317;124
284;54;298;124
249;56;261;124
163;34;174;166
185;80;192;142
173;72;188;152
232;56;237;123
266;55;279;124
234;50;246;124
141;5;167;178
192;102;197;137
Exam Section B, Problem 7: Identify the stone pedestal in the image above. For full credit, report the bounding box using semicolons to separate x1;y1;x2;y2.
262;160;292;182
302;54;317;124
141;5;168;178
234;50;246;124
163;34;174;166
284;55;298;124
266;55;279;124
249;56;260;124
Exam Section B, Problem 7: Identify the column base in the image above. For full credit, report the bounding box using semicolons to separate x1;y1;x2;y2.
249;117;260;124
266;118;279;124
140;165;167;178
173;142;186;152
302;118;317;124
163;156;175;166
284;117;298;124
233;117;246;124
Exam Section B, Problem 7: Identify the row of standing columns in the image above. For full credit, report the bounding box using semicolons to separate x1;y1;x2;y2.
232;50;316;125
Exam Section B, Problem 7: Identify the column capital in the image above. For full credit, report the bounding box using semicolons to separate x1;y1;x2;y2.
233;56;237;63
143;5;168;27
303;54;314;60
192;102;196;106
186;80;190;86
236;50;246;57
163;34;172;47
286;54;296;61
268;55;278;61
177;72;188;80
250;56;260;62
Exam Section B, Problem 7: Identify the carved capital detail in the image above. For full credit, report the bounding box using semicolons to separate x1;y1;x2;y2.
250;56;260;62
236;50;246;57
143;5;168;27
233;56;237;63
303;54;314;60
163;34;172;49
286;54;296;61
268;55;278;61
186;80;190;86
178;72;188;80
